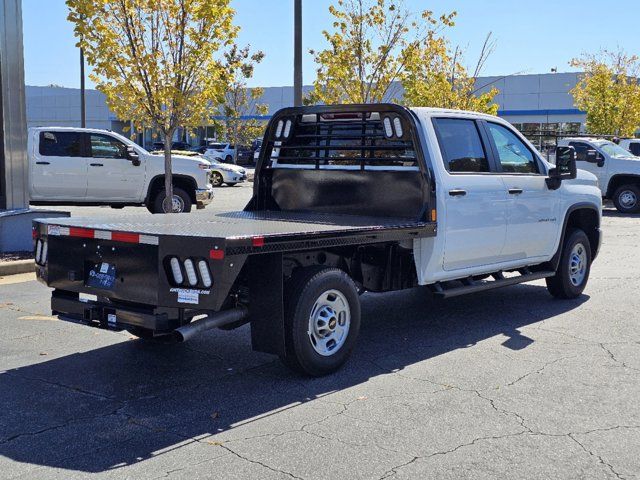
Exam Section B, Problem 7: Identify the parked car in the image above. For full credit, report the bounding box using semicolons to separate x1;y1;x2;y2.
558;137;640;213
28;127;213;213
151;141;193;151
203;143;235;163
34;104;601;376
208;158;247;187
618;138;640;157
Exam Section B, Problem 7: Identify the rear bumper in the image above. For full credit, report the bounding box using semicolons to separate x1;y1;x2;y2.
195;187;214;209
51;290;176;332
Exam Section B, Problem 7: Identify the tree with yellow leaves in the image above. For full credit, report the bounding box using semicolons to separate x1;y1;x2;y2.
67;0;237;212
306;0;456;105
570;50;640;136
217;45;268;164
402;33;499;114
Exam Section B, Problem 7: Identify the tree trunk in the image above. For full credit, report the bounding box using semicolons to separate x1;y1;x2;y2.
232;120;239;165
162;132;174;213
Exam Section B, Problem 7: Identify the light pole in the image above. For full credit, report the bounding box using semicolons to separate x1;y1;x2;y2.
293;0;302;106
80;47;86;128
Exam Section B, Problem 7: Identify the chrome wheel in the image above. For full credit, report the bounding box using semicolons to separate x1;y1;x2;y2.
211;172;223;187
163;194;184;213
618;190;637;209
308;289;350;356
569;242;587;287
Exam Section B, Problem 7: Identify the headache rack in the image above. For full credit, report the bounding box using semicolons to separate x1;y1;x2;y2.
249;104;434;221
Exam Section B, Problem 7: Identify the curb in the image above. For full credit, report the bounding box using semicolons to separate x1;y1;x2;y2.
0;259;35;276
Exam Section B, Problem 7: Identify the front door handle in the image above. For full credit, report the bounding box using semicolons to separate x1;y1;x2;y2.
508;188;523;195
448;189;467;197
90;163;104;167
35;161;50;165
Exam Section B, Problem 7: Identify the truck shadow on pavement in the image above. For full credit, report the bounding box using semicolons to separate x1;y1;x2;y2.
0;284;588;474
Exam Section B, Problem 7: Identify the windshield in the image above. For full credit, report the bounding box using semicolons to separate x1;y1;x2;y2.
207;143;226;150
597;141;636;159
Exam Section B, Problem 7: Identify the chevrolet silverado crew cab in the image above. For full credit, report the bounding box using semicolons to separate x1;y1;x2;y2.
619;138;640;157
558;137;640;213
33;104;601;376
28;127;214;213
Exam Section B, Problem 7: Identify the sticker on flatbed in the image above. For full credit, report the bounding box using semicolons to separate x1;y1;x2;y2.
173;289;200;304
86;263;116;290
107;313;116;326
48;225;61;236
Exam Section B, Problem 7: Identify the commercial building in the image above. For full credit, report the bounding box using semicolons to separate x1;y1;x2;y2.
25;72;587;148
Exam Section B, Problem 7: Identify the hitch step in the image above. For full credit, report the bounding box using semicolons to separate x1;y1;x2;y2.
433;270;555;299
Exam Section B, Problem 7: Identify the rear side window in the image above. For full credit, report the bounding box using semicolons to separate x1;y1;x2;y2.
39;131;83;157
630;142;640;156
433;118;489;173
486;122;538;174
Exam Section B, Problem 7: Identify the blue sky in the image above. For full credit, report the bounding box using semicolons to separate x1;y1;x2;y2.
22;0;640;89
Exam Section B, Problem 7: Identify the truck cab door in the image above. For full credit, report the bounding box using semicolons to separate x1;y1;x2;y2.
569;141;608;190
433;118;508;271
31;130;88;199
86;133;146;201
483;121;560;260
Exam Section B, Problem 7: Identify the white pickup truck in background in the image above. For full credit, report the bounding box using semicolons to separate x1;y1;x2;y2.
558;137;640;213
28;127;214;213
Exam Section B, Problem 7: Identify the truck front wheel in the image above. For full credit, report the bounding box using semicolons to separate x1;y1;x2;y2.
281;267;361;376
612;184;640;214
546;229;592;299
149;187;192;213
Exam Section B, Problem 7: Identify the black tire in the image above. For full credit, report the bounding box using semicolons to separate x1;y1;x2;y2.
612;184;640;213
546;229;591;299
110;205;125;209
280;267;361;376
226;182;238;187
225;155;233;163
211;172;224;187
151;187;192;213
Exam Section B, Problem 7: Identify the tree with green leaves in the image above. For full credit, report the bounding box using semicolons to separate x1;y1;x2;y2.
67;0;237;212
570;50;640;136
217;45;268;163
306;0;456;104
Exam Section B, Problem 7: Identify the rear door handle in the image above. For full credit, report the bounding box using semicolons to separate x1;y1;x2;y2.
508;188;523;195
35;161;50;165
448;189;467;197
90;163;104;167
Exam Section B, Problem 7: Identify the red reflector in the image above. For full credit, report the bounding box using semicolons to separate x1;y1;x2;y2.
252;236;265;247
112;232;139;243
209;249;225;260
70;227;94;238
32;228;38;240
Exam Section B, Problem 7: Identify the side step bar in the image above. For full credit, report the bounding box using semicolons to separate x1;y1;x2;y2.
432;270;555;299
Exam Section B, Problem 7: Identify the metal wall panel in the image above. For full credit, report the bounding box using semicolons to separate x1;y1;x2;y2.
0;0;28;210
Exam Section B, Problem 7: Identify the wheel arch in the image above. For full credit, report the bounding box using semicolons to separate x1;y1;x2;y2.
145;174;198;204
606;174;640;199
549;203;601;271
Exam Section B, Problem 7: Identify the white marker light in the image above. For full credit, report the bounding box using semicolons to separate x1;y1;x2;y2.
275;120;284;138
184;259;198;286
283;119;292;138
41;240;48;264
198;260;212;288
383;117;393;138
393;117;403;137
170;257;183;285
35;239;42;264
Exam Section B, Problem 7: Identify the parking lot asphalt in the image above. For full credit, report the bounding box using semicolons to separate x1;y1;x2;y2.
2;189;640;479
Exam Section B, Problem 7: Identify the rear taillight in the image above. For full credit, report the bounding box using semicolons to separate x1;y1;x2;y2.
183;259;198;286
166;256;212;288
170;257;184;284
198;260;212;288
34;239;48;266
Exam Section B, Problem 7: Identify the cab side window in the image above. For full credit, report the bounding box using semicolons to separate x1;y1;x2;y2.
569;142;590;162
486;122;538;174
90;134;127;159
433;118;490;173
630;143;640;156
39;131;82;157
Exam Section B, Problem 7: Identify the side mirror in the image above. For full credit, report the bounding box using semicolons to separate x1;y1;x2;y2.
127;146;141;166
547;146;577;190
586;149;605;167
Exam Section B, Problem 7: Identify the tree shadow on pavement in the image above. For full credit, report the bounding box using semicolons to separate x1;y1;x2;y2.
0;283;588;474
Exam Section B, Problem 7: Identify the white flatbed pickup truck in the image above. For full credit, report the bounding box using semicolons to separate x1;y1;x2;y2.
28;127;214;213
33;104;602;376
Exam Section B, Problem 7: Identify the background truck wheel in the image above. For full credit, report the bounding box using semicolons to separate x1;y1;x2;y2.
211;172;224;187
226;182;238;187
612;184;640;213
281;267;361;376
546;229;591;299
151;187;192;213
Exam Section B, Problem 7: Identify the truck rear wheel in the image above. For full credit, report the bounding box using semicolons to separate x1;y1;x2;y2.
281;267;361;376
612;184;640;214
546;229;591;299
